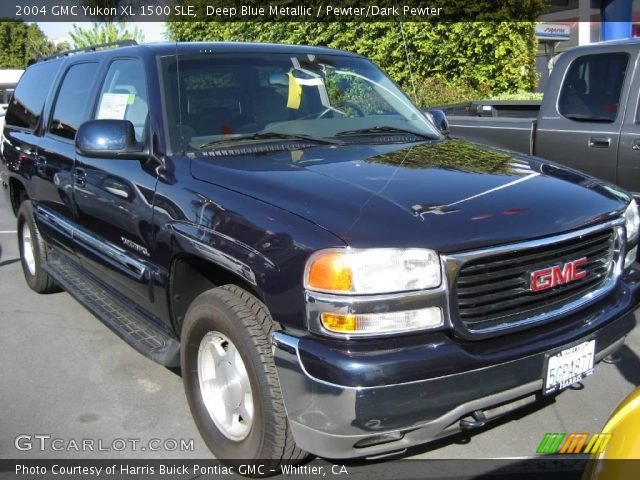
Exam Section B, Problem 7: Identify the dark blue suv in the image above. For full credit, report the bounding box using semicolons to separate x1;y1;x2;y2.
1;40;639;464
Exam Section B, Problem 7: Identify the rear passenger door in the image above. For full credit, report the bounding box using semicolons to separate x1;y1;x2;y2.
72;58;159;315
36;61;99;255
2;61;61;225
535;51;630;184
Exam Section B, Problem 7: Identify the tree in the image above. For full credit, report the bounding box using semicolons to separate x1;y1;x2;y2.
69;22;144;48
0;22;63;68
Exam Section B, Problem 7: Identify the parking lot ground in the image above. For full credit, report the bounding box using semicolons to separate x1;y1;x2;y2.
0;191;639;464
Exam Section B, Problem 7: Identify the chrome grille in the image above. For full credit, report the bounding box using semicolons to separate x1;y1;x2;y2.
455;228;617;331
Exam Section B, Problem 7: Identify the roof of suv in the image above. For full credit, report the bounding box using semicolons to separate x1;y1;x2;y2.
36;41;360;65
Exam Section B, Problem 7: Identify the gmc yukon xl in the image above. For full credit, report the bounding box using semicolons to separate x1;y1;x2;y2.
1;41;639;465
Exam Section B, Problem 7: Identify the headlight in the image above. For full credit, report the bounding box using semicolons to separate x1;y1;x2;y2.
304;248;441;295
624;199;640;245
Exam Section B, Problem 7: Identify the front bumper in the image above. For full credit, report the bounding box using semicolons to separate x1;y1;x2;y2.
272;269;640;459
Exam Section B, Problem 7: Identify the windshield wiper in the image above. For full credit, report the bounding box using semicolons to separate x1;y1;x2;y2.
200;132;342;149
335;126;433;140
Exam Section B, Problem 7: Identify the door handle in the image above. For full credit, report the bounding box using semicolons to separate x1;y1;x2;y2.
73;168;86;187
632;139;640;151
588;136;611;148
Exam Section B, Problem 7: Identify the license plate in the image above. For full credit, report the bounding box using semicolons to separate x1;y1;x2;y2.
544;340;595;395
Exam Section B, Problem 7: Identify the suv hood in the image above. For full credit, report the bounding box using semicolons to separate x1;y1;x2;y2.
190;139;629;252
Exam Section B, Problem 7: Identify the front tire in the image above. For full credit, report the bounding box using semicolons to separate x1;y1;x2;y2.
181;285;306;465
17;201;60;294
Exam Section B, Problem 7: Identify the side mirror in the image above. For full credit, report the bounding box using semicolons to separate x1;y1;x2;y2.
426;109;450;136
76;119;147;159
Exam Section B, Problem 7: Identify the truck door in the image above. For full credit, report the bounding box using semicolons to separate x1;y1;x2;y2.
535;51;630;184
616;52;640;198
72;58;159;316
36;61;99;256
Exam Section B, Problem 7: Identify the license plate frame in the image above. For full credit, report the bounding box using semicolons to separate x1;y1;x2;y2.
543;338;596;395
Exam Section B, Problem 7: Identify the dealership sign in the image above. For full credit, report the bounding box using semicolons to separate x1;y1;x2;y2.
535;23;571;41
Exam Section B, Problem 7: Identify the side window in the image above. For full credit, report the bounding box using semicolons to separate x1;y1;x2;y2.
49;62;99;140
558;53;628;123
95;59;148;142
5;61;61;130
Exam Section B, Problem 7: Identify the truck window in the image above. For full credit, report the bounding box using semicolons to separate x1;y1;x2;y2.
5;61;61;130
95;59;149;142
558;53;628;123
49;62;99;140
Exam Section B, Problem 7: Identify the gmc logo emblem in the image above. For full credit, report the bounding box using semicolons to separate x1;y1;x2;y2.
530;258;588;292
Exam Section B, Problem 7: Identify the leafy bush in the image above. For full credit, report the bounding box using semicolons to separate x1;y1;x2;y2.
412;75;491;108
486;91;543;101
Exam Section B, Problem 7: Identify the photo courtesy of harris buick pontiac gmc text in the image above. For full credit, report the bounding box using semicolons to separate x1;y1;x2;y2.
1;39;638;465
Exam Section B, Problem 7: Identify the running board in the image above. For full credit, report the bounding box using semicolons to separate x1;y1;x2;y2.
43;250;180;367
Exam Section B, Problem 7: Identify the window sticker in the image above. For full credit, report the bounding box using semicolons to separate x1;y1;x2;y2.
287;71;324;110
287;72;302;110
97;93;130;120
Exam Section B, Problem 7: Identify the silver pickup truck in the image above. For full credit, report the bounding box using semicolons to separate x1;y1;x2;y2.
444;38;640;198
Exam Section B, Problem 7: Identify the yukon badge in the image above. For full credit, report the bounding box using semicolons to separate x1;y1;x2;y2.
530;258;588;292
120;237;150;257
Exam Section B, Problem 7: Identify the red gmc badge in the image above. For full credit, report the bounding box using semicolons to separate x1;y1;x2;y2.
530;258;588;292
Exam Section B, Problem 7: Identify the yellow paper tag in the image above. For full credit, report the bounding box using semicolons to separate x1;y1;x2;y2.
291;150;304;162
128;94;135;105
287;72;302;110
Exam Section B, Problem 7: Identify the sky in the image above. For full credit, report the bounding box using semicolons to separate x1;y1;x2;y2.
37;22;166;44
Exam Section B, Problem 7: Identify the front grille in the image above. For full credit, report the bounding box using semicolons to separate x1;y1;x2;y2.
455;228;616;331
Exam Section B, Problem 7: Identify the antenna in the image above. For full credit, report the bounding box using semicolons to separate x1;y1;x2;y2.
398;22;418;104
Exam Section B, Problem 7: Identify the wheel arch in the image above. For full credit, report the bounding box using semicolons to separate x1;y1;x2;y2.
169;254;264;336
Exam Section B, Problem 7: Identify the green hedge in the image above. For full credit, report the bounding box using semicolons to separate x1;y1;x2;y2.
166;21;540;107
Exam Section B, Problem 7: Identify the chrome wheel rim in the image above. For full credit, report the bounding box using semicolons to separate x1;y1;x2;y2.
21;224;36;276
197;331;254;441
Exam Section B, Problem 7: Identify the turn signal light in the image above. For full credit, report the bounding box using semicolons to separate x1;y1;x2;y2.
320;308;443;335
306;252;353;292
320;313;357;333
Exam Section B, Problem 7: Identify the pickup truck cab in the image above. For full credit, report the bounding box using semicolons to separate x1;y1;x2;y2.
1;41;639;465
446;39;640;198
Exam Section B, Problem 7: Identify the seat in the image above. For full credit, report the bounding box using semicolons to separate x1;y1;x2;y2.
559;78;593;120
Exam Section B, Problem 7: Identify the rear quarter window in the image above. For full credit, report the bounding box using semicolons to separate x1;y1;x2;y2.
5;61;61;130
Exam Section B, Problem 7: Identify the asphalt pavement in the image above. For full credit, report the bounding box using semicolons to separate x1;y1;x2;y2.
0;191;639;464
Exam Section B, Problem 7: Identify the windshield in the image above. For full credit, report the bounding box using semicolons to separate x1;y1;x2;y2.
160;52;440;153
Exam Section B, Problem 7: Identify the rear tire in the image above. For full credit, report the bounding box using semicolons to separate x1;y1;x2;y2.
17;201;61;294
181;285;306;466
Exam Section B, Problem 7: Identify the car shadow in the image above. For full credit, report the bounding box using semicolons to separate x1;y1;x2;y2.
615;344;640;386
331;393;558;467
0;258;19;267
308;394;591;479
